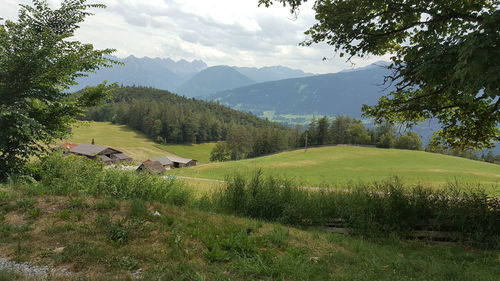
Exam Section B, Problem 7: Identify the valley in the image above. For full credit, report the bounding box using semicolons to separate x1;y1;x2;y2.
67;122;500;193
1;1;499;280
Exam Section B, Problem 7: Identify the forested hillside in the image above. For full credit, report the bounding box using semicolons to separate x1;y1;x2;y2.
85;87;297;158
176;65;256;97
209;64;392;117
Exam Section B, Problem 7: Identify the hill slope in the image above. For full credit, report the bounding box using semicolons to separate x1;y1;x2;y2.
66;122;216;162
176;65;256;97
171;146;500;189
209;64;392;118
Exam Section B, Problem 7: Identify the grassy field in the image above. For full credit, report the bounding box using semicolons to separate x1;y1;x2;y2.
1;185;498;281
172;145;500;190
65;122;215;162
155;142;217;163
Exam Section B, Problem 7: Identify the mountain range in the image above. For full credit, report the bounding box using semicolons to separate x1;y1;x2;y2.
208;64;393;118
73;55;314;96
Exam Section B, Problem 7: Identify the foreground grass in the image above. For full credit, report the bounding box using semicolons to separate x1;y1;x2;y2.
65;121;216;162
0;186;499;281
172;146;500;191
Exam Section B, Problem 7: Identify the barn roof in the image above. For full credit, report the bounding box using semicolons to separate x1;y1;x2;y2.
137;160;166;174
150;157;174;166
165;156;196;164
114;153;132;160
69;143;121;156
61;142;78;149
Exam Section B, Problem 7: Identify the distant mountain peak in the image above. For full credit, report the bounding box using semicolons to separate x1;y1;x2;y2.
340;60;391;73
232;65;315;83
175;65;255;98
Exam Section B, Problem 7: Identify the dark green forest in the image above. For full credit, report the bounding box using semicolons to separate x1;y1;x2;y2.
84;87;430;162
85;86;298;158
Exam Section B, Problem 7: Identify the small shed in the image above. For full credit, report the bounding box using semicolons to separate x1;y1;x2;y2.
165;156;197;168
136;160;166;174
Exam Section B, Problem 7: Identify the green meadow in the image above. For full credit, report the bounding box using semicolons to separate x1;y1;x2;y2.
172;145;500;190
154;142;217;163
66;122;215;162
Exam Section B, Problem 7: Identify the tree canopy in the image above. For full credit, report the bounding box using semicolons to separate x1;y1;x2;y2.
0;0;115;180
259;0;500;149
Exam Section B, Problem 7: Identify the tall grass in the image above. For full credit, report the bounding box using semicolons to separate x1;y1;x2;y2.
20;154;500;247
30;153;191;206
209;171;500;247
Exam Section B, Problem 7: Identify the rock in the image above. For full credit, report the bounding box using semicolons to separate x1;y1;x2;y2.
53;247;65;253
309;257;320;263
131;268;143;279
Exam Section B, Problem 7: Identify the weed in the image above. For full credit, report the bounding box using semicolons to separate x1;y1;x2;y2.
211;172;500;247
93;198;118;210
15;198;34;211
105;219;132;246
110;255;140;271
0;191;10;202
67;197;89;209
262;227;289;248
27;208;42;220
128;199;149;218
56;240;109;266
44;223;77;235
34;153;194;205
57;209;83;221
0;270;22;281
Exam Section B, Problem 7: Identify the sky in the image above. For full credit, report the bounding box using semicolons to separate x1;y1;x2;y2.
1;0;388;74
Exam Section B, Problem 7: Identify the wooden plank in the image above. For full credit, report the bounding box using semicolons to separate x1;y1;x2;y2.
326;227;352;234
409;230;452;239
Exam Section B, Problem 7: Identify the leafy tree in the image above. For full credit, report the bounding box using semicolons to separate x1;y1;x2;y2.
395;132;423;150
377;133;396;149
483;151;496;163
331;115;357;144
259;0;499;149
347;122;371;145
0;0;115;180
210;142;232;162
316;116;331;145
375;122;396;142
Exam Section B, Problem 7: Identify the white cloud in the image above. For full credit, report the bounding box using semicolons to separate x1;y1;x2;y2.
1;0;387;73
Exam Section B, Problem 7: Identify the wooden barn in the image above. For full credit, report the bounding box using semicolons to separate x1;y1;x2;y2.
149;157;174;170
65;143;133;164
142;156;197;170
165;156;197;168
136;160;166;174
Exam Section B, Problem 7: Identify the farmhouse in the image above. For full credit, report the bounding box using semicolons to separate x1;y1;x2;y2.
136;160;166;174
142;156;197;170
64;143;133;164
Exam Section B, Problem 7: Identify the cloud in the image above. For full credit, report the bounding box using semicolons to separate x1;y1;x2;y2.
1;0;387;73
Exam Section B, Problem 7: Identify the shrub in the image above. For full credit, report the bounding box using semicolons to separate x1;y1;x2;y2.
210;172;500;247
32;152;192;205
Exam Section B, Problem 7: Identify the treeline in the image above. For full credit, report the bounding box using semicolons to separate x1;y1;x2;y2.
301;116;423;150
426;137;500;164
85;86;297;158
85;87;438;162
